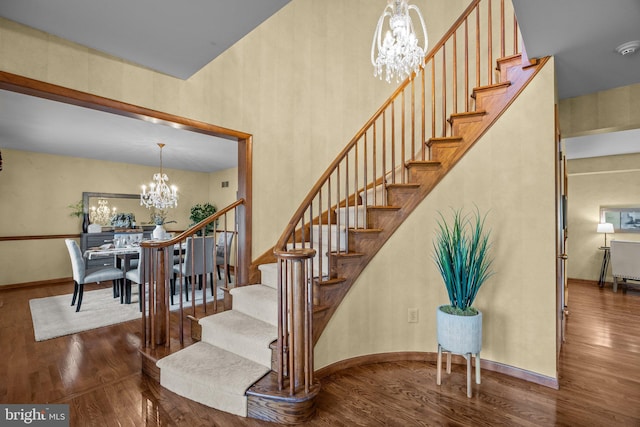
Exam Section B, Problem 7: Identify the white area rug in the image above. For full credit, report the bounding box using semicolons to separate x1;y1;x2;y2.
29;288;140;341
30;284;226;342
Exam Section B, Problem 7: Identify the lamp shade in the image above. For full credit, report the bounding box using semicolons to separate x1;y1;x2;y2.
597;223;614;234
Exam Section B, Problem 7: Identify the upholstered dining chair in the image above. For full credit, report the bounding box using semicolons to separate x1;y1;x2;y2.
215;231;234;282
173;236;216;302
65;239;124;312
126;247;174;310
123;248;145;311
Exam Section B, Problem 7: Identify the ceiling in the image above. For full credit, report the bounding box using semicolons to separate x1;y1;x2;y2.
0;89;237;173
513;0;640;101
1;0;639;166
0;0;291;80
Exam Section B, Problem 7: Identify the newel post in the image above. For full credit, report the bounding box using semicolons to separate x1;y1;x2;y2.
141;244;170;349
274;247;316;395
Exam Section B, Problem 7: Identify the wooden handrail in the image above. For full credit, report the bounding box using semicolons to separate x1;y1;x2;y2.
141;199;244;250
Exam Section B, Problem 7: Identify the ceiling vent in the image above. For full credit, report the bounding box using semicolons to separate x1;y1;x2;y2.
615;41;640;56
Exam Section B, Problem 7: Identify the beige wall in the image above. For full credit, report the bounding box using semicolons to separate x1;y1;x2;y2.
0;149;210;285
315;58;558;378
208;167;238;213
0;1;559;378
559;83;640;137
566;153;640;282
0;0;469;262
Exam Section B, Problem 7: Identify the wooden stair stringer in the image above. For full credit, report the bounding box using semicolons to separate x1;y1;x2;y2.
310;54;549;344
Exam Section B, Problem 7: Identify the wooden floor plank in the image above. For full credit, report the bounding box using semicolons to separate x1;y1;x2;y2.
1;280;639;426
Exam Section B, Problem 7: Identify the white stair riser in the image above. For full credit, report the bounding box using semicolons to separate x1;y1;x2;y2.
309;224;347;251
200;312;276;368
230;284;278;326
259;256;330;288
359;184;385;206
258;263;278;289
278;244;333;278
336;206;367;228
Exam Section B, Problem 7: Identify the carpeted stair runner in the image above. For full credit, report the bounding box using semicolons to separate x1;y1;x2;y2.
156;279;279;417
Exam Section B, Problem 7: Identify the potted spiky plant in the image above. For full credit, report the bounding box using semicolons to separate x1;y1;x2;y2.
433;207;494;396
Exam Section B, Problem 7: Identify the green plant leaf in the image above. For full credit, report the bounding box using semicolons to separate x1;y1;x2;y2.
189;202;217;234
432;207;494;311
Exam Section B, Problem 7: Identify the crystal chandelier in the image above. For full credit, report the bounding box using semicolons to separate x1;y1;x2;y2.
140;143;178;210
90;199;116;225
371;0;428;84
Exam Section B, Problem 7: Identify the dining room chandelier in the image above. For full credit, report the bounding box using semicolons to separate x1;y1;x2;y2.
140;143;178;210
371;0;428;84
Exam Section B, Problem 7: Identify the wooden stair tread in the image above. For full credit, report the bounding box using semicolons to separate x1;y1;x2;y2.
405;160;443;168
496;53;523;69
313;304;331;313
497;53;522;62
349;228;383;234
330;251;365;258
314;277;347;286
386;182;421;189
366;205;402;211
471;81;512;97
449;110;487;119
427;136;463;143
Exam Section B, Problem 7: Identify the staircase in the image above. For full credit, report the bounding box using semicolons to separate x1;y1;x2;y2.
143;0;549;423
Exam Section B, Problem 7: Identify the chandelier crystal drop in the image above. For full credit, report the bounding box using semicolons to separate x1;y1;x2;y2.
371;0;428;84
140;143;178;210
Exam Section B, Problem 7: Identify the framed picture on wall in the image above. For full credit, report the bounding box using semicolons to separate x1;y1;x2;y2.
600;205;640;232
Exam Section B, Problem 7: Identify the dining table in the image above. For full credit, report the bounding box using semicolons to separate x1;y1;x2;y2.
84;244;142;303
84;241;188;304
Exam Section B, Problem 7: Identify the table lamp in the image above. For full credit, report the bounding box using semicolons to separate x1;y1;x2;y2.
597;222;614;247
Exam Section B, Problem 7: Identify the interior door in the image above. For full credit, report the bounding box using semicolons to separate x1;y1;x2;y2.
555;105;568;366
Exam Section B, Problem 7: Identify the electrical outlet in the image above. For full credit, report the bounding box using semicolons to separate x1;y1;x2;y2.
408;308;419;323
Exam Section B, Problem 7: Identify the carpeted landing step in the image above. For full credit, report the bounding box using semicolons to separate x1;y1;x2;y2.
156;282;278;418
156;341;270;417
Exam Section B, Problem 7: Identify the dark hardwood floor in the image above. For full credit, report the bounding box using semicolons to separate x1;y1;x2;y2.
1;280;638;426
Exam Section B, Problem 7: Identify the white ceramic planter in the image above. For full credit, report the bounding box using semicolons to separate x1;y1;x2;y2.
436;305;482;355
